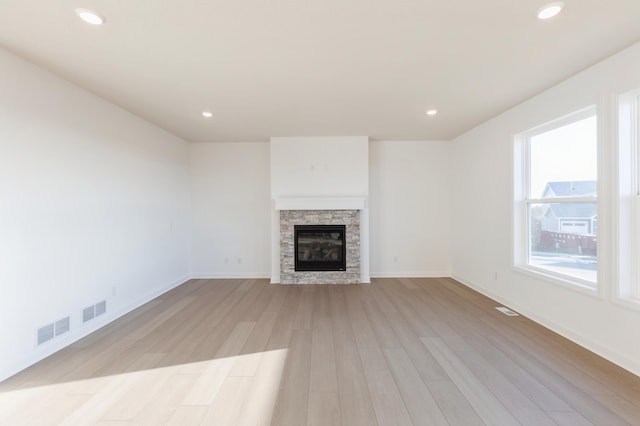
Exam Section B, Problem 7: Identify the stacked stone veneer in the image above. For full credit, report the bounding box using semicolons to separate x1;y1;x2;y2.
280;210;360;284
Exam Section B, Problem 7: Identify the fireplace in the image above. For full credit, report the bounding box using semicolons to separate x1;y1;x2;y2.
294;225;346;271
278;209;361;284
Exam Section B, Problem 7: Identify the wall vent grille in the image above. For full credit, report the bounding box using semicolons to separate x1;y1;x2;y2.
37;324;55;345
37;316;71;346
55;317;70;336
95;301;106;317
83;301;107;323
83;306;95;323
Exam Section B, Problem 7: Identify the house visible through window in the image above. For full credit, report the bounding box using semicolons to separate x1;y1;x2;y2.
515;107;598;287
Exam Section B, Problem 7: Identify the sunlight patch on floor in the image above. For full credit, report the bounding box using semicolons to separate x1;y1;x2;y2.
0;348;289;425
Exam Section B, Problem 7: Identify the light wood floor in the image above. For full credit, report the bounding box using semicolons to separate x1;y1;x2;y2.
1;278;639;425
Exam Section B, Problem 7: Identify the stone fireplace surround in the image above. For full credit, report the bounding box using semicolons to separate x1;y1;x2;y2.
281;210;359;284
272;197;369;284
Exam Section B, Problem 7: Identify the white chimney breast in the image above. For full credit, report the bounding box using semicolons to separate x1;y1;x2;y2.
269;136;370;284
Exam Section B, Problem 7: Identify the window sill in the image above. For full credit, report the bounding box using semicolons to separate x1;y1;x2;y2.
513;265;601;298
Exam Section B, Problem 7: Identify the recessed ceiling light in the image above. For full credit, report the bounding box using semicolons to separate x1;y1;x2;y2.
75;8;105;25
537;2;564;20
426;109;438;116
201;111;213;118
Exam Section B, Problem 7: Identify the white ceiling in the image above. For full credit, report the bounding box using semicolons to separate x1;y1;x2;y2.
1;0;640;143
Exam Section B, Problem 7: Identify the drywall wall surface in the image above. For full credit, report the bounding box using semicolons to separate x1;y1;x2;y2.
0;47;191;381
270;136;369;197
369;141;451;277
450;40;640;376
189;142;271;277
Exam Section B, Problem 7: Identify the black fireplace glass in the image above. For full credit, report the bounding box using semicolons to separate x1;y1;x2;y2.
294;225;346;271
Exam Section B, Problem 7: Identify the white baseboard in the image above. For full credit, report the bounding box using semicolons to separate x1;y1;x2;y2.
192;272;271;279
0;275;190;383
451;274;640;379
370;271;450;278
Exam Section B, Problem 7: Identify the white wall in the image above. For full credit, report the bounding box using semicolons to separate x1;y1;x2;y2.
369;141;451;277
191;138;451;283
450;41;640;376
189;142;271;277
0;47;191;381
270;136;369;197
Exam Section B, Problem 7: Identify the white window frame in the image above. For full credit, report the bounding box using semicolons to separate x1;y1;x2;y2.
513;106;599;293
616;89;640;307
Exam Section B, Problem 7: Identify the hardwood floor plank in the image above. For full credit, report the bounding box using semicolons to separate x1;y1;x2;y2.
294;288;315;330
427;380;485;426
2;278;640;425
593;394;640;425
488;333;629;425
265;286;299;351
421;336;520;425
383;347;449;425
200;376;253;425
398;277;419;289
229;310;279;377
308;286;339;387
458;349;557;425
364;369;413;426
547;411;595;426
307;391;342;426
309;316;338;393
181;321;255;405
0;383;91;426
328;286;378;426
236;347;288;426
271;329;312;426
166;405;208;425
343;286;389;372
98;353;170;421
464;333;574;412
132;373;199;424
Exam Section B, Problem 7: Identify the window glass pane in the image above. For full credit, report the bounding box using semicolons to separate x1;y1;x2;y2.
529;202;597;283
530;115;597;199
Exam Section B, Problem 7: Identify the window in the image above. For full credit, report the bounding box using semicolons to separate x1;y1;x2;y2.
515;107;598;288
618;89;640;303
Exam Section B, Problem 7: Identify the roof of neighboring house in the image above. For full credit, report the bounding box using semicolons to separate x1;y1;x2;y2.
542;181;597;198
546;203;598;219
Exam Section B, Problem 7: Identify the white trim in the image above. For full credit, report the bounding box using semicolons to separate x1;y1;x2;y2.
526;196;597;203
617;88;640;304
452;274;640;378
512;265;599;297
513;105;600;289
273;197;367;211
192;272;271;279
611;295;640;312
370;271;450;278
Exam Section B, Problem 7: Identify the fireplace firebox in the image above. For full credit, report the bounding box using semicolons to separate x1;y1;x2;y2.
294;225;346;271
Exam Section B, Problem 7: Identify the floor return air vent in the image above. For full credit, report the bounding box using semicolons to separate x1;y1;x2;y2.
495;306;519;316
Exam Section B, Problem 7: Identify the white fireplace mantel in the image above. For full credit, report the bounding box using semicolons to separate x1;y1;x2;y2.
273;197;367;211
